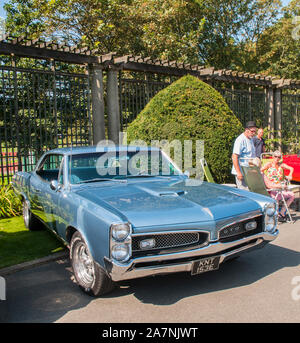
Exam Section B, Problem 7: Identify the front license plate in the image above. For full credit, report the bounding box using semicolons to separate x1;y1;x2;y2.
191;256;220;275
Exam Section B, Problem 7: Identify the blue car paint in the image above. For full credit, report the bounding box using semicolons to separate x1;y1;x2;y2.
12;146;278;274
75;180;261;227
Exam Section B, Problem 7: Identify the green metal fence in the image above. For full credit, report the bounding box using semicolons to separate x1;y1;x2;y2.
216;88;268;128
282;93;300;153
119;77;171;130
0;64;92;184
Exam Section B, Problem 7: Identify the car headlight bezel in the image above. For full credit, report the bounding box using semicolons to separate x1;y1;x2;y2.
111;223;131;241
110;222;132;263
111;243;131;262
264;203;277;233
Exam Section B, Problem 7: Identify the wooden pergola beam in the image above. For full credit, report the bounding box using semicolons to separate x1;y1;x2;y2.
0;41;105;64
0;39;299;89
116;61;200;77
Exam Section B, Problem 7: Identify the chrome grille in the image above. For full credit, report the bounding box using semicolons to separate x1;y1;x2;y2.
132;231;208;254
218;216;263;242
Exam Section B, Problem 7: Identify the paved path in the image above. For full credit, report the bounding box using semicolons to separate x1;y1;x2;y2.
1;215;300;323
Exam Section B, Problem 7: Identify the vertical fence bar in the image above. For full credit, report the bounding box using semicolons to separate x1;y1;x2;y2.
27;70;32;171
68;74;74;146
274;88;282;151
74;74;79;145
12;56;22;173
85;65;92;145
51;60;59;147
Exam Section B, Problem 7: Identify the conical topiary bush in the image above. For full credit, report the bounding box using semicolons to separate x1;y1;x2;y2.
126;75;243;183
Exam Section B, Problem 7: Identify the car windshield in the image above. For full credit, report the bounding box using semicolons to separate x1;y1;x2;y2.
68;150;182;184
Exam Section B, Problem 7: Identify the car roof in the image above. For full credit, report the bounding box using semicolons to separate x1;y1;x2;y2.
47;145;160;156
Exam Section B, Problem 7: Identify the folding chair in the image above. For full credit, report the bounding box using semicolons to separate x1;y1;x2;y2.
199;158;237;187
199;158;215;183
241;165;294;223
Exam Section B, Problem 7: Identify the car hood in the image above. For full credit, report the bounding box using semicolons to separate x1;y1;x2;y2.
74;179;261;228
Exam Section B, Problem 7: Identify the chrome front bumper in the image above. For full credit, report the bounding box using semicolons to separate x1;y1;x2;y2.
104;230;279;282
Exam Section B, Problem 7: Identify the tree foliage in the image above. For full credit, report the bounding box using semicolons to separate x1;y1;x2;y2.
4;0;295;76
4;0;205;63
198;0;281;70
255;0;300;79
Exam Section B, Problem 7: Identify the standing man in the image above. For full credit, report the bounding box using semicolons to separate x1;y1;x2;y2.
252;127;266;158
232;121;257;189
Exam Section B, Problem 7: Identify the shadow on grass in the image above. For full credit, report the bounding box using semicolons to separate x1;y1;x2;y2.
0;216;65;269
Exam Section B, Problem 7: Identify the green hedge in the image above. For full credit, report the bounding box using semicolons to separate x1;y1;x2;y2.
127;75;243;183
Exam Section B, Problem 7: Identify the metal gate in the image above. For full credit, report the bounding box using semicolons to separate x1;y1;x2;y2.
217;88;267;128
0;64;92;184
119;77;171;130
282;93;300;153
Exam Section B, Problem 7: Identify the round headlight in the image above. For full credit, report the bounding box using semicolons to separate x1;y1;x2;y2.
111;243;130;262
265;216;276;232
265;203;276;217
111;223;131;241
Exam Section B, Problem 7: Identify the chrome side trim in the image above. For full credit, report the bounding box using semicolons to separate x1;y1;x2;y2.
132;229;210;237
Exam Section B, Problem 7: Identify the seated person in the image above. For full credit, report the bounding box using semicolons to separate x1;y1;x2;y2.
260;150;294;221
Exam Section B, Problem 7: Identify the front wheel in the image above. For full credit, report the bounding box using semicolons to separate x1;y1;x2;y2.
70;231;115;296
23;200;41;231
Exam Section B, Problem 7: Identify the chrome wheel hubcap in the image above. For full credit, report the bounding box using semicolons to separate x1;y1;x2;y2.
23;202;29;226
73;242;95;288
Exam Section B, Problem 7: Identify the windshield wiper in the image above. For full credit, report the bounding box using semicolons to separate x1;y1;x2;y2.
77;178;126;184
124;174;171;179
77;175;172;183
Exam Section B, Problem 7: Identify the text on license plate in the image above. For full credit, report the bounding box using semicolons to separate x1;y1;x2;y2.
191;256;220;275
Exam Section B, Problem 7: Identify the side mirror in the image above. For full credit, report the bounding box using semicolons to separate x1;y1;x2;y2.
184;170;190;178
50;180;59;191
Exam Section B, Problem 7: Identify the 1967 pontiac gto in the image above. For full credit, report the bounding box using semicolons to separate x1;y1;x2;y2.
12;145;279;296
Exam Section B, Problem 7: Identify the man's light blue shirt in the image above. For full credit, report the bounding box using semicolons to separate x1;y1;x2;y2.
231;133;255;175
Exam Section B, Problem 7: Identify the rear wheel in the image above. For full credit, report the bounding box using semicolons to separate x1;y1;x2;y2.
70;231;115;296
23;200;41;231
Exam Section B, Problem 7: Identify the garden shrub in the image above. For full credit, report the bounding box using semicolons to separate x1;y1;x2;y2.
0;184;22;218
126;75;243;183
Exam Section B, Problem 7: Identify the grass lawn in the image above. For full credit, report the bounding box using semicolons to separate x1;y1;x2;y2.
0;216;66;269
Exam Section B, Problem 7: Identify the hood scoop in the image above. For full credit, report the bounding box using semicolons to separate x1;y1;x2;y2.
158;190;186;197
135;185;186;198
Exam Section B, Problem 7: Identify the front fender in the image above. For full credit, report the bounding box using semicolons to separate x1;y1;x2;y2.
216;184;276;209
65;193;124;269
73;206;113;269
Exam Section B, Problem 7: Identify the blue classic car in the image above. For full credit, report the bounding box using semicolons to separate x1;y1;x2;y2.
12;145;279;296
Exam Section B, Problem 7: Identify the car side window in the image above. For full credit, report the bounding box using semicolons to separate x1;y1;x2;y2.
36;154;64;183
